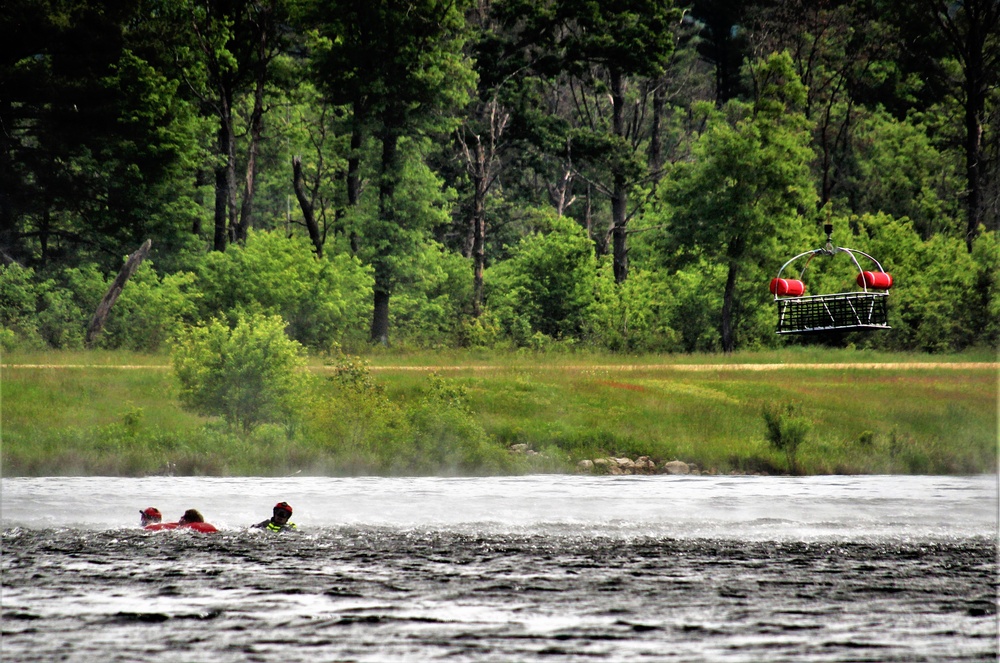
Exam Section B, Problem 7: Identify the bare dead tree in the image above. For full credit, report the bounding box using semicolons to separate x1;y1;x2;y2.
85;240;152;348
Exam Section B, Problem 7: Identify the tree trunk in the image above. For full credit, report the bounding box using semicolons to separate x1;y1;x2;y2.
213;111;236;252
472;173;486;318
459;97;508;318
370;125;400;345
928;0;999;249
610;69;629;284
720;259;739;353
962;51;985;251
235;4;275;244
371;289;390;346
648;77;665;179
347;107;364;254
236;73;266;243
292;156;322;258
85;240;152;348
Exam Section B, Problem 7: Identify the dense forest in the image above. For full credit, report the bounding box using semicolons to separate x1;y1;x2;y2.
2;0;998;355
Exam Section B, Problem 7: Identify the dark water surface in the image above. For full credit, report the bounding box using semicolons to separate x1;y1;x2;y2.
2;475;997;662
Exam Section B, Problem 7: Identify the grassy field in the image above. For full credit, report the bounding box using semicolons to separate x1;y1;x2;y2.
1;348;996;476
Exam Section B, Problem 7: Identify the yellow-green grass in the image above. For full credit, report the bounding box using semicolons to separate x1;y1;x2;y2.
1;349;996;476
375;362;997;476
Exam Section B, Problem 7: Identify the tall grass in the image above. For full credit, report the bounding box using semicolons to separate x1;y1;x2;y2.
1;349;996;476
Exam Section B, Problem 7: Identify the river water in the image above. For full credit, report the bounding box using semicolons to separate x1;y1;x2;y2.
2;475;997;662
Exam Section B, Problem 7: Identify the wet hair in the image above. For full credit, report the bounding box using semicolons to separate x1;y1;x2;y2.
179;509;205;523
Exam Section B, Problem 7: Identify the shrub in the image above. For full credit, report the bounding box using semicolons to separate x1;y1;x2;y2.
485;213;597;344
587;262;681;352
762;402;811;475
0;263;44;350
388;242;473;347
194;230;373;351
99;263;198;352
171;313;312;434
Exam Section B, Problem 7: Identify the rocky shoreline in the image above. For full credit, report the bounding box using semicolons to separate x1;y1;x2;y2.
509;444;771;476
575;457;703;475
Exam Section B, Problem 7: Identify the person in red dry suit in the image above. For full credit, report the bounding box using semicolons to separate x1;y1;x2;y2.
143;508;218;533
177;509;218;533
140;507;162;527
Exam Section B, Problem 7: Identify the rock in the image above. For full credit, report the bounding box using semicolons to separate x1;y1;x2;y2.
593;458;611;468
615;457;635;470
634;456;656;473
663;460;690;475
510;443;529;453
577;459;594;473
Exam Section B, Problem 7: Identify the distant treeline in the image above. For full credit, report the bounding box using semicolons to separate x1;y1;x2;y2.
2;0;997;353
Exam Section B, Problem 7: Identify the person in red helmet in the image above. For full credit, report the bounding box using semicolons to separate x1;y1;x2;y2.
140;507;162;527
143;508;218;533
253;501;297;532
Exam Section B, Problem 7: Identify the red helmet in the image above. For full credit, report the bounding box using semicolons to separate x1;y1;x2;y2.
141;507;162;519
273;501;293;515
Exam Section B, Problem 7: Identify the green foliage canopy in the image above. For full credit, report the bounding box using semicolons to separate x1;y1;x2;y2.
172;312;312;433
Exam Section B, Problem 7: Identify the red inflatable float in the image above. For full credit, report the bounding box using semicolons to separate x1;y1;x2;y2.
145;522;219;533
769;278;806;297
856;271;893;290
142;508;218;533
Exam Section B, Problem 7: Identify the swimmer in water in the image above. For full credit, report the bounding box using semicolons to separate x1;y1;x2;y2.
142;507;217;532
178;509;205;524
139;507;162;527
252;502;297;532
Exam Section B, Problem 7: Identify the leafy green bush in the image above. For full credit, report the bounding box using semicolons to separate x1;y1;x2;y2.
388;242;473;347
849;213;987;352
194;230;373;351
485;213;597;344
587;262;681;352
0;263;44;350
304;360;511;474
762;402;811;475
171;313;313;433
0;263;104;350
96;263;198;351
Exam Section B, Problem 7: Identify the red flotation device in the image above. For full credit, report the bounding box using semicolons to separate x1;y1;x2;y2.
856;271;893;290
145;522;218;533
769;278;806;297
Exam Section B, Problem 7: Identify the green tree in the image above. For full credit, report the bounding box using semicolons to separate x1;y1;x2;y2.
660;53;817;352
848;109;964;239
310;0;477;345
172;312;312;433
0;0;207;270
160;0;292;251
846;212;989;352
923;0;1000;249
563;0;681;283
194;230;373;350
747;0;899;208
485;212;597;343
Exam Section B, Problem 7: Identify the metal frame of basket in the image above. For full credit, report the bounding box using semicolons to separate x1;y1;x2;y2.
773;224;891;335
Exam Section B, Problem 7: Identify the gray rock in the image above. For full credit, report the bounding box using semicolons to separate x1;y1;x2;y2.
663;460;690;475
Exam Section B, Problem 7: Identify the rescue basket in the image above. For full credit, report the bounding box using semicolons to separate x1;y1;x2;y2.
773;224;892;335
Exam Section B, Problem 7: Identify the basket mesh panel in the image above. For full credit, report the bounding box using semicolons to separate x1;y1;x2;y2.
776;292;889;334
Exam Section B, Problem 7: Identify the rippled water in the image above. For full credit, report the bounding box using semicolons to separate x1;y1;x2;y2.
2;475;997;662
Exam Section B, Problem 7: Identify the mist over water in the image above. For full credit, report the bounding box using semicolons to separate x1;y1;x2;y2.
3;475;997;662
